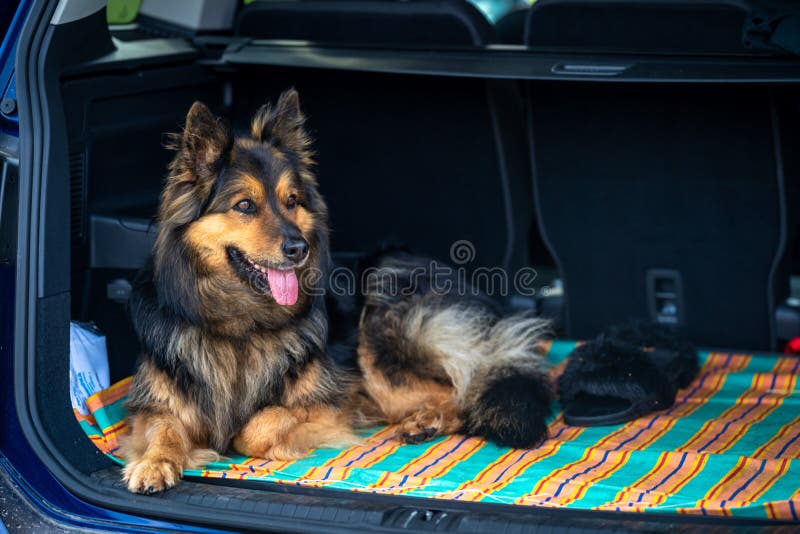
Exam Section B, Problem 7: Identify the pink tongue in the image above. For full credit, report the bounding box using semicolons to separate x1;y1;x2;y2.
267;268;299;306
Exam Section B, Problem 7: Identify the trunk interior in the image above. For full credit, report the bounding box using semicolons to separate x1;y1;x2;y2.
14;1;800;531
66;65;556;383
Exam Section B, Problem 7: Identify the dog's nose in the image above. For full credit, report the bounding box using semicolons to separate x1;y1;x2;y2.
281;237;308;262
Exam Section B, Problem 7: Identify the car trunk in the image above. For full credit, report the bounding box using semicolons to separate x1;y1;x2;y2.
12;1;800;532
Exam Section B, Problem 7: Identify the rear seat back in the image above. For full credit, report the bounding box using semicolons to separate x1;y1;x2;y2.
235;0;494;46
525;0;755;54
231;1;537;275
524;1;793;350
495;5;529;45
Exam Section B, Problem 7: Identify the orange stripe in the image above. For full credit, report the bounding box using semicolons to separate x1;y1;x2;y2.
360;443;403;468
395;436;467;475
398;436;463;473
712;372;797;454
527;446;593;498
369;470;392;491
361;446;403;468
705;457;748;502
318;427;388;467
517;450;632;506
464;442;565;501
607;449;669;505
73;410;97;425
683;458;793;517
775;356;800;373
762;498;800;521
423;438;485;478
299;428;402;485
463;449;518;488
537;339;554;355
96;375;132;397
753;415;800;459
678;372;765;452
678;356;789;455
311;427;400;473
320;427;394;467
440;421;583;502
86;377;132;412
766;501;777;520
741;458;791;503
436;448;533;500
364;435;485;495
647;453;708;508
570;451;632;502
597;451;708;510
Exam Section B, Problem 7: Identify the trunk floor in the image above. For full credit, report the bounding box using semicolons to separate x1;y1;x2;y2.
75;341;800;520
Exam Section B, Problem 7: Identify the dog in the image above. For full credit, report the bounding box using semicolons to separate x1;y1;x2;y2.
122;89;553;494
121;90;358;494
355;250;553;447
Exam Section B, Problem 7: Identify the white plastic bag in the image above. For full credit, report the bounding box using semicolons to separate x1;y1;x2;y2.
69;321;110;415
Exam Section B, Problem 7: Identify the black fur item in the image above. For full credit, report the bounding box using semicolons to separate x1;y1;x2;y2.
602;322;699;390
558;323;699;424
357;249;554;448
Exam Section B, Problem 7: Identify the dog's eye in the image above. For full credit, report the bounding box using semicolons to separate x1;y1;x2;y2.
234;199;256;214
286;194;298;210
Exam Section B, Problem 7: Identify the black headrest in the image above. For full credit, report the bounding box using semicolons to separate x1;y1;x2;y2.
495;5;529;45
525;0;754;53
236;0;494;46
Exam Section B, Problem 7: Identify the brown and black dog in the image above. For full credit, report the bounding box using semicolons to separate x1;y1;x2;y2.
122;89;552;494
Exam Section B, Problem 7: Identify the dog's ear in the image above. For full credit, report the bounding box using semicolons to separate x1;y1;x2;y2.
161;102;231;225
179;101;232;181
251;88;312;162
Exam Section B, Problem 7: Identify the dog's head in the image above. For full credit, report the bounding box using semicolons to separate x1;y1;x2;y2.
154;89;329;328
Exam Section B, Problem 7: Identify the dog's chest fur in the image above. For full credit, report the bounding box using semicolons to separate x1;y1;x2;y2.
127;304;330;451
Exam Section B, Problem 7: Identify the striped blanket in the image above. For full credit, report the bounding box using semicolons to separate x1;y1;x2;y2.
75;341;800;519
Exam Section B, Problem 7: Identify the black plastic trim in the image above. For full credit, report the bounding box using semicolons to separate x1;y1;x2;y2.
525;83;571;334
767;91;788;352
95;467;795;531
220;41;800;83
485;81;515;272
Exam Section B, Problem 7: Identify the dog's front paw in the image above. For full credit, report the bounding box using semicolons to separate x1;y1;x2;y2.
396;409;448;444
122;458;182;494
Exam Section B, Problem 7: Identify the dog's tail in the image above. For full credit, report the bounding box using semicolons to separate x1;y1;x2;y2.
404;302;554;448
